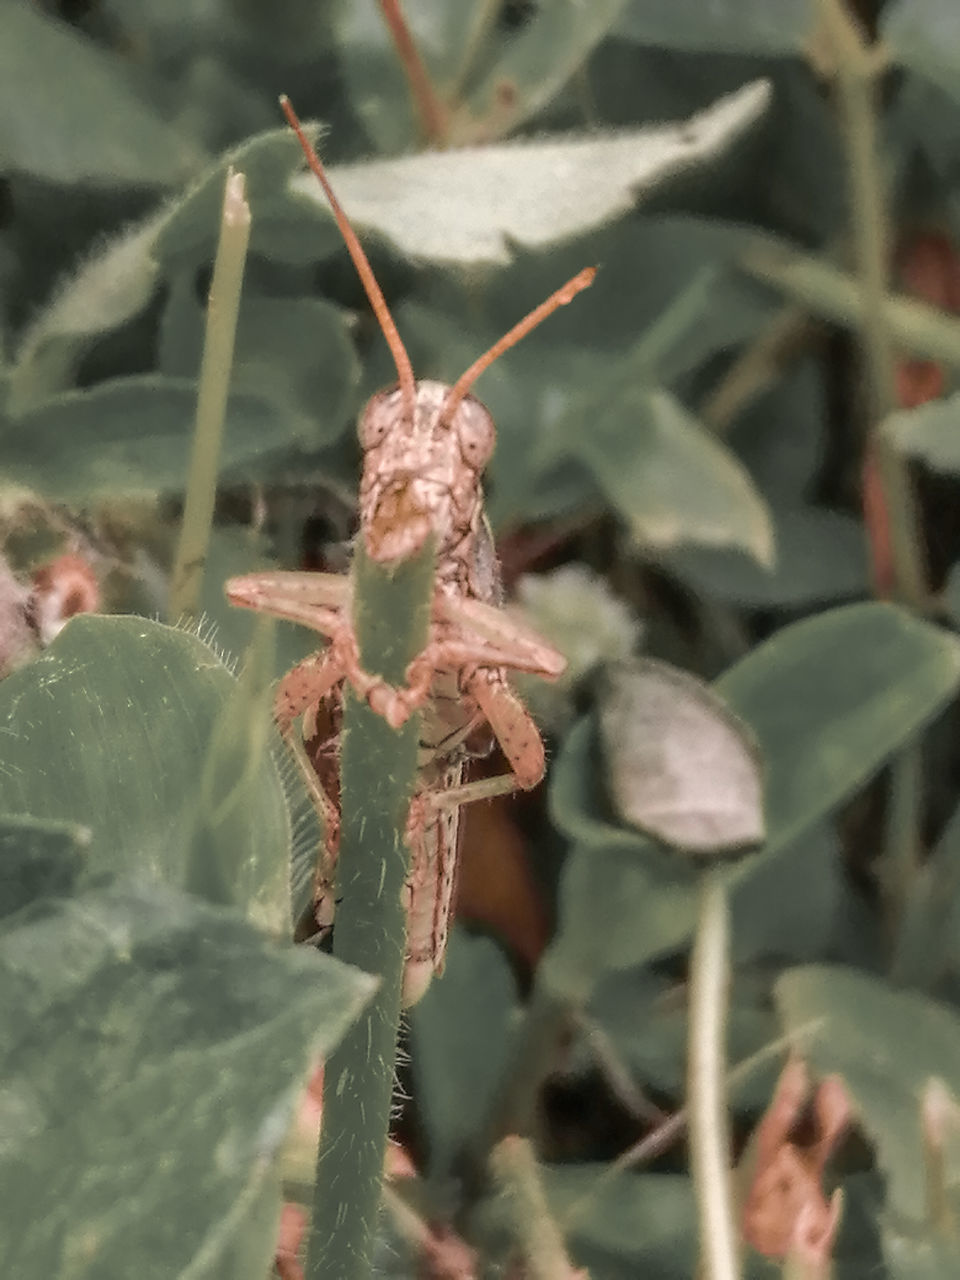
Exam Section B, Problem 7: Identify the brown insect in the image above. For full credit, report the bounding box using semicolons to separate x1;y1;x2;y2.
227;96;592;1003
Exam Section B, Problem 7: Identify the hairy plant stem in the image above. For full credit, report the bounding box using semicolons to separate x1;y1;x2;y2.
306;538;435;1280
168;168;250;623
688;872;739;1280
820;0;926;942
490;1136;579;1279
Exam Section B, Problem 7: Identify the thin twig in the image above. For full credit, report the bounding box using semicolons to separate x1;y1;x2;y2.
377;0;448;145
168;169;250;622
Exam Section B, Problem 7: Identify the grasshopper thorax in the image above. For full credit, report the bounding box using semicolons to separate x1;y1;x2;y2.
357;379;494;578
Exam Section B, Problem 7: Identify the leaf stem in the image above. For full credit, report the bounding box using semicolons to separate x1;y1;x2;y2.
168;168;250;623
490;1136;580;1279
376;0;448;145
688;871;739;1280
306;538;435;1280
818;0;926;609
819;0;927;941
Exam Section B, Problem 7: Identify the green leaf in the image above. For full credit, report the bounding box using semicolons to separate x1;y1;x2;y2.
0;812;89;920
554;384;774;565
884;391;960;473
0;374;317;500
410;928;517;1180
884;0;960;107
544;605;960;993
555;603;960;862
615;0;813;55
656;507;869;609
719;603;960;855
0;879;375;1280
338;0;629;151
293;80;771;265
453;0;630;143
0;1;203;185
775;964;960;1223
158;288;360;440
0;616;291;933
10;129;341;408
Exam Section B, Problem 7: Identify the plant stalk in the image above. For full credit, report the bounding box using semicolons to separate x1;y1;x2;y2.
306;538;435;1280
168;168;250;623
820;0;926;940
819;0;926;608
688;871;739;1280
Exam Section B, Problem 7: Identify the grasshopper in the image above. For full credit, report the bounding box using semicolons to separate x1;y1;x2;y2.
227;97;593;1003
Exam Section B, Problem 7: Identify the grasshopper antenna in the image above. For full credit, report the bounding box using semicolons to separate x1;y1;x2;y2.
440;266;596;426
280;94;417;420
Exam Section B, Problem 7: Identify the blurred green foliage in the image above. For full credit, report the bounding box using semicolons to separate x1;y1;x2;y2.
4;0;960;1276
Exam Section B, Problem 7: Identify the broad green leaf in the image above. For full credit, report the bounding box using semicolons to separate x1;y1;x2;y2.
553;603;960;861
410;928;517;1179
292;80;771;265
0;616;291;934
554;384;774;565
0;374;317;500
656;508;868;609
775;964;960;1223
616;0;812;54
719;603;960;855
0;812;89;920
884;392;960;473
884;0;960;107
158;288;360;439
452;0;630;144
545;605;960;992
0;2;202;185
0;880;375;1280
10;129;340;407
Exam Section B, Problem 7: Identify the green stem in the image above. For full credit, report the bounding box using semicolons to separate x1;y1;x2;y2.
490;1136;578;1280
820;0;926;939
819;0;926;609
688;872;739;1280
743;248;960;368
306;538;435;1280
167;168;250;623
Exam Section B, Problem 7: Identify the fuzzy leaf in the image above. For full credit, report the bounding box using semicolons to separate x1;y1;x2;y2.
0;616;291;934
0;1;202;185
0;879;374;1280
0;374;318;500
564;385;774;564
616;0;813;54
292;80;772;265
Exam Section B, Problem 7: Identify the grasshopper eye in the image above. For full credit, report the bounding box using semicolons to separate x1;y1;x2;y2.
357;391;397;450
455;397;495;470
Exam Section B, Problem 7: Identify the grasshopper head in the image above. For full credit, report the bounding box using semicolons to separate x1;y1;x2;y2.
358;380;494;567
